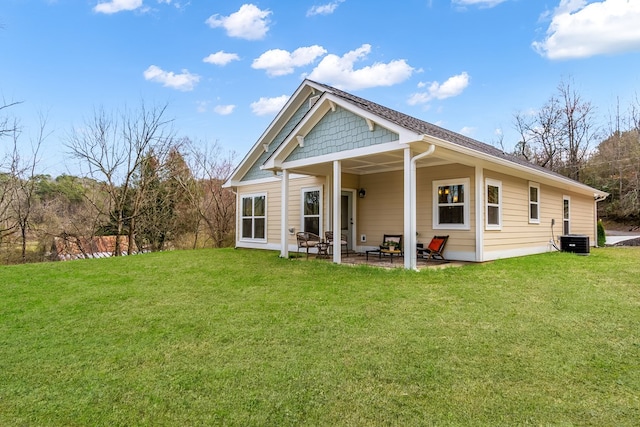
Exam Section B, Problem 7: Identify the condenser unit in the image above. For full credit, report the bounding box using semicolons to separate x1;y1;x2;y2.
560;235;590;255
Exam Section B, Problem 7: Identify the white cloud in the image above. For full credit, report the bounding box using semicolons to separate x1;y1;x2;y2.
307;0;345;17
306;44;414;91
459;126;476;136
143;65;200;91
252;46;327;77
452;0;508;7
407;72;470;105
533;0;640;59
214;104;236;115
203;51;240;66
205;4;271;40
94;0;143;14
250;95;290;116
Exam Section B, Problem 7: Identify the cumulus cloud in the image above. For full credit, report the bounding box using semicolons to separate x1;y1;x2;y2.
205;4;271;40
452;0;508;7
143;65;200;91
533;0;640;59
407;72;470;105
250;95;290;116
203;51;240;66
306;44;414;91
252;46;327;77
307;0;345;17
94;0;143;14
214;104;236;115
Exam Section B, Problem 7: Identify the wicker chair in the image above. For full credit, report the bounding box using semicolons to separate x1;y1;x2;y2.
296;232;321;259
325;231;348;255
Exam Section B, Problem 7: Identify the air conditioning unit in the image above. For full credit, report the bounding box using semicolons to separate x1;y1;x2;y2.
560;235;590;255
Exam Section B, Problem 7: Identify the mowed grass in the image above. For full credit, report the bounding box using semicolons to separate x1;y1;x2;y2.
1;248;639;426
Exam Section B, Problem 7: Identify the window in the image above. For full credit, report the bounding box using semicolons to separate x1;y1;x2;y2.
302;187;322;236
433;178;470;230
563;196;570;235
486;179;502;230
241;194;266;241
529;182;540;224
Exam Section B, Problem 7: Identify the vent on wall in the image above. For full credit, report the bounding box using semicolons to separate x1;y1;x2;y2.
560;235;590;255
309;95;320;109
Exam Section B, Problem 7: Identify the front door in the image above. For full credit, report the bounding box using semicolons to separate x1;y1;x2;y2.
341;191;354;251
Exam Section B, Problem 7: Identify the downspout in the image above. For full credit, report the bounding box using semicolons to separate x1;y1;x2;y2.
408;142;436;270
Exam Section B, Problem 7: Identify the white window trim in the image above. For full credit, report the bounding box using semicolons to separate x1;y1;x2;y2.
486;178;502;231
239;193;267;243
301;186;323;236
432;178;470;230
529;182;540;224
563;195;571;235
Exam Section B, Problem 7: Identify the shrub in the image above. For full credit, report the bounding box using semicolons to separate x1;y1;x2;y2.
597;219;606;247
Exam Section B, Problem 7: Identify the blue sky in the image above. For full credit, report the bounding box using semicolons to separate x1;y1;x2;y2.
2;0;640;176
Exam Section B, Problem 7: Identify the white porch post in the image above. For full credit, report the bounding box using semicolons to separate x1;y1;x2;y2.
332;160;342;264
404;148;413;270
280;169;289;258
475;165;484;262
409;143;436;270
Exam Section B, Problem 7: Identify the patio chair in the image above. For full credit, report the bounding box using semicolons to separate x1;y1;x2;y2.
325;231;348;255
296;232;321;259
418;235;449;261
366;234;403;261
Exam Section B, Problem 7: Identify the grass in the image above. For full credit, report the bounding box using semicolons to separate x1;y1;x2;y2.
0;248;639;426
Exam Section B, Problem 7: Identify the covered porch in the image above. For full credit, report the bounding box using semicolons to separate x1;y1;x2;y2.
272;137;483;270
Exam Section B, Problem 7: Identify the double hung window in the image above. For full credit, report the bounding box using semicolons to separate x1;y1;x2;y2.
241;194;266;240
486;179;502;230
433;179;469;230
529;182;540;224
302;188;322;236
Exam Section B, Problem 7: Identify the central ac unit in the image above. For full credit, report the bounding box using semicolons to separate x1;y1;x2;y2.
560;235;590;255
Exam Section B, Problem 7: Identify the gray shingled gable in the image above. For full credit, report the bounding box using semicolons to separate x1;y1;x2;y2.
307;80;570;181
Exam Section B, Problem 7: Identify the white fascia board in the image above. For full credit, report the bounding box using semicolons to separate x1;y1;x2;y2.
281;141;409;170
421;134;608;199
230;172;312;188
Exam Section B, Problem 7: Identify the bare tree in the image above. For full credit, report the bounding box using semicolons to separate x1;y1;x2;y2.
66;102;175;255
178;139;236;248
512;77;597;181
7;114;47;262
557;78;598;181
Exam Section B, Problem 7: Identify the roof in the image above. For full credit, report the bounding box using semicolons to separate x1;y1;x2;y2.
227;79;608;199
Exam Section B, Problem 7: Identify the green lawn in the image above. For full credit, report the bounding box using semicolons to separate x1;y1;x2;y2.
1;248;638;426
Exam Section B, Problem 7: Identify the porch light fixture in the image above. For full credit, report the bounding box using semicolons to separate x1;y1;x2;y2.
358;188;366;198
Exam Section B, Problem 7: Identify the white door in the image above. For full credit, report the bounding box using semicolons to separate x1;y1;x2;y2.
341;191;354;251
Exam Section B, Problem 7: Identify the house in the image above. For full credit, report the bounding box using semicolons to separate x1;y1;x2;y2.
51;235;137;260
223;79;608;269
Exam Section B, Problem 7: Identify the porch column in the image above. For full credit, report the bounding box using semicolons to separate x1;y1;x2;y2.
280;169;289;258
332;160;342;264
475;165;484;262
404;148;413;270
409;143;436;270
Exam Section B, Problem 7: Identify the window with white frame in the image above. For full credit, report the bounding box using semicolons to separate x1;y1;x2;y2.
302;187;322;236
240;194;266;241
563;196;570;235
433;178;470;230
529;182;540;224
486;178;502;230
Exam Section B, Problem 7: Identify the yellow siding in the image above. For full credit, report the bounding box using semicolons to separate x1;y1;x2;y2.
357;164;477;257
483;172;596;258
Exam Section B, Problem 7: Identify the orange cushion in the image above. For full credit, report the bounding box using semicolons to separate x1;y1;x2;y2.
428;238;444;252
